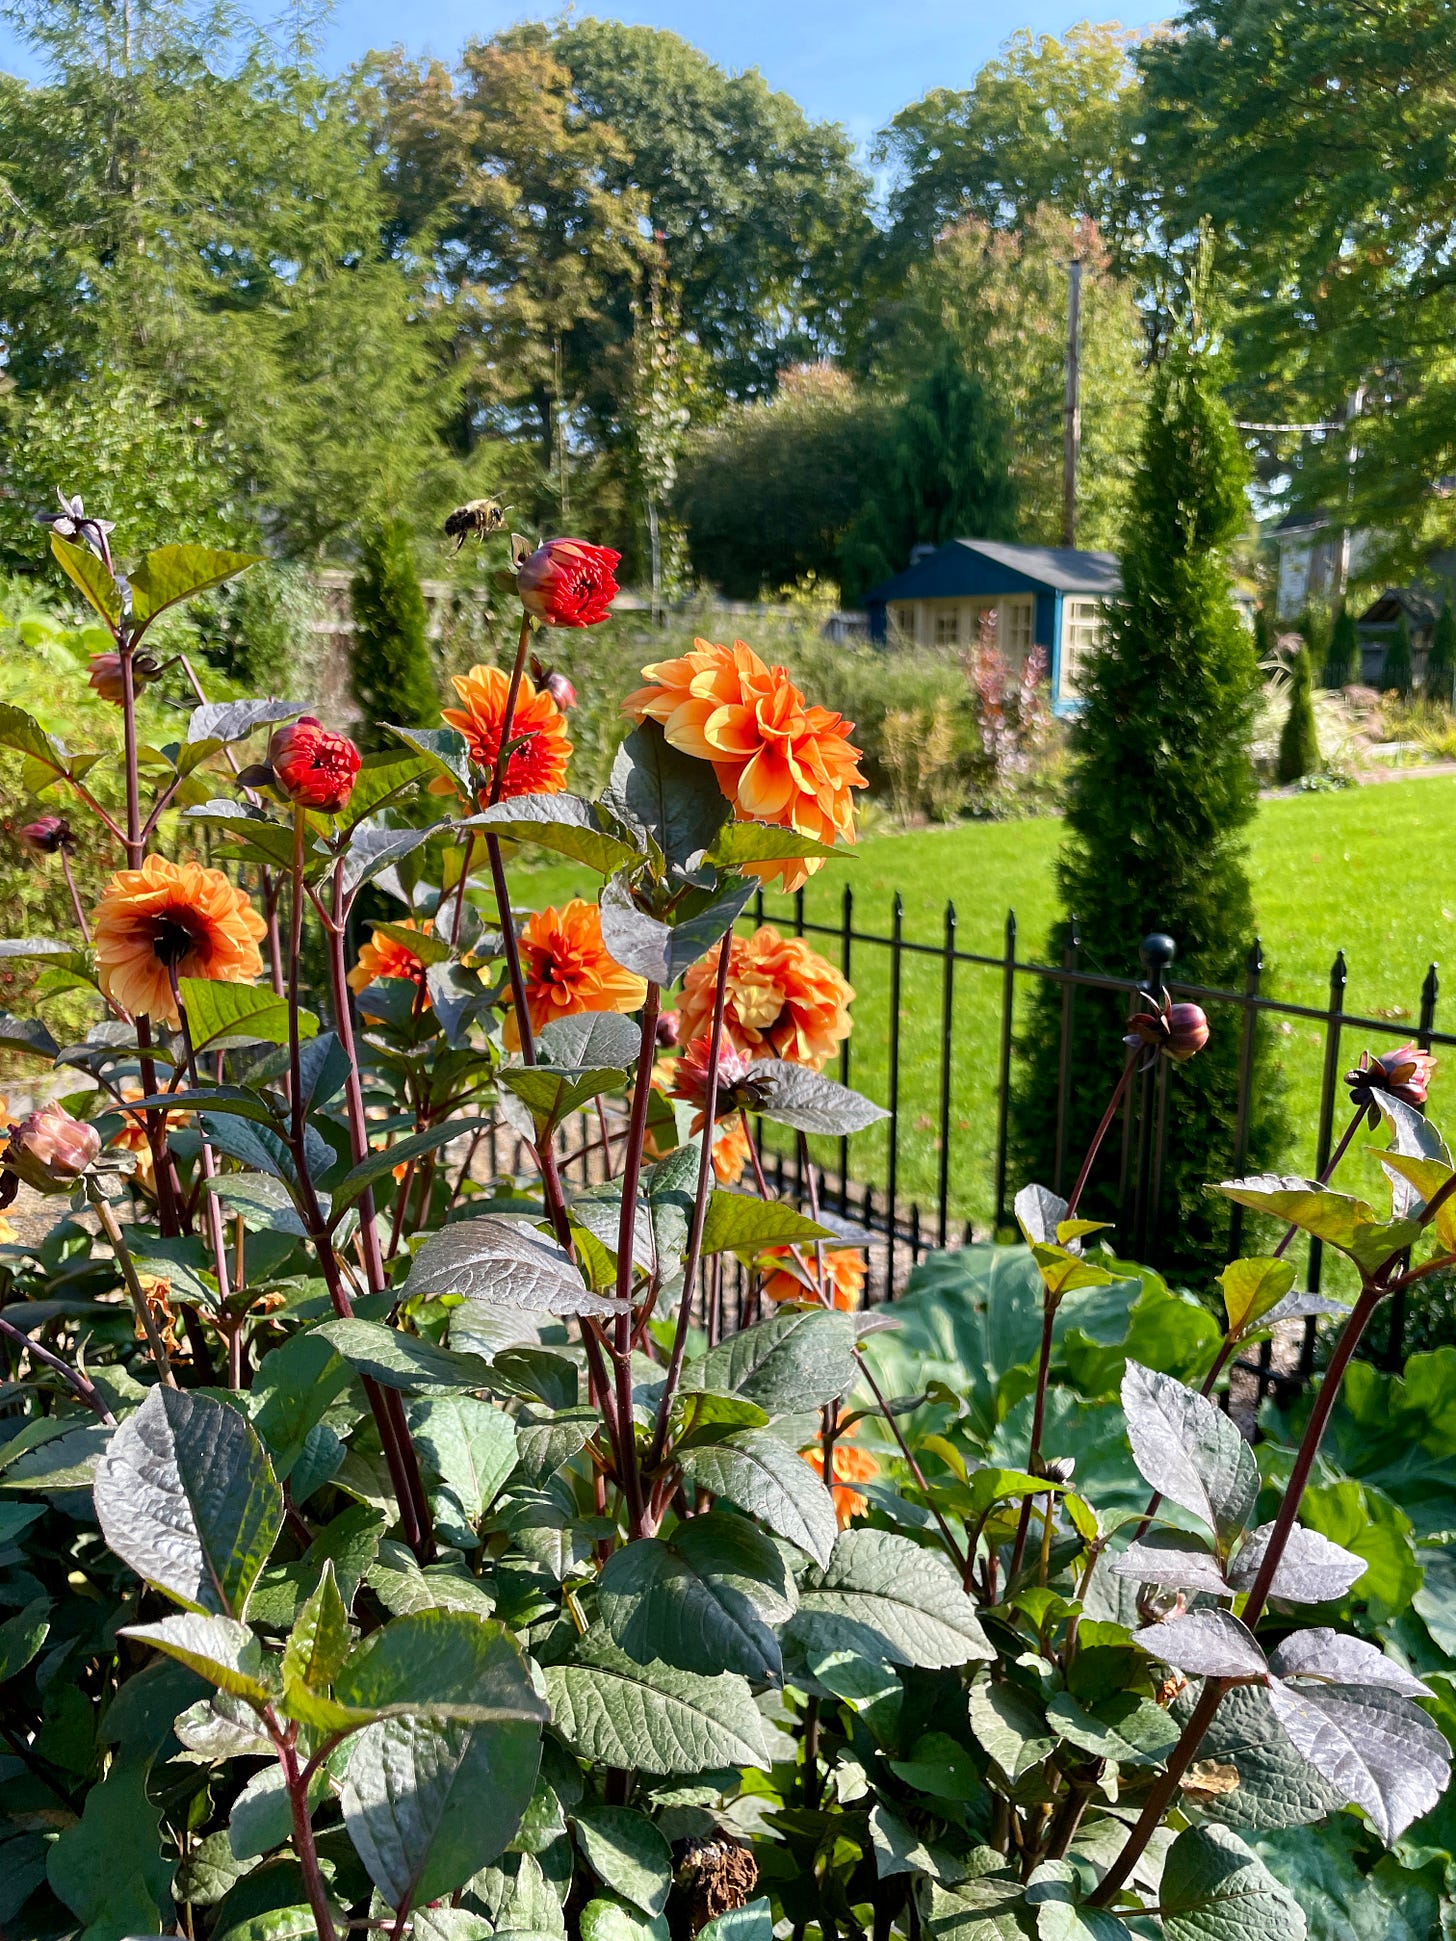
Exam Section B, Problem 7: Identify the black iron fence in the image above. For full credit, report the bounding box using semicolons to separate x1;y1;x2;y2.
728;885;1453;1338
487;883;1452;1379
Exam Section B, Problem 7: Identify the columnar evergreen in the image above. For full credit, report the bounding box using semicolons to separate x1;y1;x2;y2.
350;519;437;750
1009;287;1281;1272
1325;602;1359;687
1427;601;1456;707
1276;643;1320;783
1383;609;1414;698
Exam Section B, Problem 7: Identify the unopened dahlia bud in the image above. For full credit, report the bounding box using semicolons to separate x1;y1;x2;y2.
516;538;620;628
669;1033;773;1124
4;1101;101;1193
267;716;361;814
656;1009;682;1049
1126;996;1210;1064
1346;1042;1435;1113
19;815;75;855
87;651;159;706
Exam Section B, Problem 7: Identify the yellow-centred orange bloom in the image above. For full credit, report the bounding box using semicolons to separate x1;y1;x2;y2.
442;664;572;802
678;927;852;1072
623;638;866;892
348;919;432;1004
505;899;647;1051
93;856;267;1026
803;1439;880;1527
762;1244;866;1312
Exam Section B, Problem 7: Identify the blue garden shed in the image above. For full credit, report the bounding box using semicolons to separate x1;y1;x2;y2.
864;539;1122;714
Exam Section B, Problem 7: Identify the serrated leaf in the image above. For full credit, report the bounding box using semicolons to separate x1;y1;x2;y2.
129;543;261;624
334;1609;547;1724
405;1213;626;1317
1159;1825;1304;1941
1121;1361;1258;1544
1133;1609;1266;1679
342;821;447;899
603;720;731;868
313;1318;497;1393
121;1612;270;1700
1215;1176;1418;1272
706;822;841;867
1264;1678;1448;1843
499;1064;630;1138
967;1673;1056;1781
1110;1533;1231;1595
677;1431;838;1567
1267;1628;1432;1696
1045;1691;1180;1768
0;1010;60;1059
541;1633;770;1773
1226;1524;1366;1604
50;533;124;621
1218;1257;1298;1336
1014;1183;1069;1246
187;698;307;745
698;1191;834;1256
572;1801;673;1916
408;1394;517;1531
342;1713;542;1910
383;723;471;795
597;1528;783;1681
682;1306;858;1414
330;1117;491;1213
93;1386;282;1618
282;1559;352;1696
1025;1860;1132;1940
599;873;756;984
208;1171;311;1236
752;1059;889;1136
0;704;69;778
467;793;641;875
178;976;317;1052
787;1528;994;1669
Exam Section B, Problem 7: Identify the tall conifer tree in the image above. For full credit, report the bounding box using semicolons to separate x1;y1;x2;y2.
1009;271;1280;1270
350;520;437;750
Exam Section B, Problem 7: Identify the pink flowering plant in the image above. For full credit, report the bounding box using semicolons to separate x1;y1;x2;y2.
0;500;1451;1941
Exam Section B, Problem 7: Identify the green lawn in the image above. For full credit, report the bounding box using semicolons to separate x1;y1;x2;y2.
512;774;1456;1242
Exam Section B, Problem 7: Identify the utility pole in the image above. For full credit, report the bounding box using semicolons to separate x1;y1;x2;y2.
1062;258;1083;549
1330;383;1366;611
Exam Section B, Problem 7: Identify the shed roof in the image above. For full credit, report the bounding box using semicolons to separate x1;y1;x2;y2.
865;539;1122;605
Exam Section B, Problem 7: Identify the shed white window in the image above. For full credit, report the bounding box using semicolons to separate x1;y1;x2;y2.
892;605;915;638
1000;597;1034;662
933;606;961;647
1061;598;1107;696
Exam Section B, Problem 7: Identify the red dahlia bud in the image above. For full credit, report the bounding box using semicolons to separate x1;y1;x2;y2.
656;1009;682;1049
86;652;127;704
267;716;361;814
517;538;621;629
1125;996;1210;1064
1164;1002;1210;1062
1347;1042;1435;1111
19;815;75;854
542;668;578;710
5;1101;101;1193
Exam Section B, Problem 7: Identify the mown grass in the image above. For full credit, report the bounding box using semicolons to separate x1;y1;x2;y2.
511;775;1456;1249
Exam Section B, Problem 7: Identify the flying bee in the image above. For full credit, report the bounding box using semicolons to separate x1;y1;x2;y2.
444;499;509;552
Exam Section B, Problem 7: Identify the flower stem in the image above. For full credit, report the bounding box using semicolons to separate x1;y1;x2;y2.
0;1311;116;1423
1066;1045;1139;1219
167;969;235;1320
59;848;90;943
89;1187;177;1388
613;982;661;1537
277;1727;338;1941
647;940;732;1475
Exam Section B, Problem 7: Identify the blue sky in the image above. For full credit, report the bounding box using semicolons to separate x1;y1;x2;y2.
0;2;1158;144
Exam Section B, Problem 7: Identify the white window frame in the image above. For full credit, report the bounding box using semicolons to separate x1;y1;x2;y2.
999;596;1034;662
1060;597;1107;697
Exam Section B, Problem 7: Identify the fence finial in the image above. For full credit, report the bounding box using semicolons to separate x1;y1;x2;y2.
1140;932;1176;1002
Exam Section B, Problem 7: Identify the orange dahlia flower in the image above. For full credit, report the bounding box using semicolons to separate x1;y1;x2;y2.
505;899;647;1051
762;1244;866;1312
92;856;267;1026
348;919;432;1004
803;1438;881;1528
442;664;572;802
678;926;853;1072
623;638;866;892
